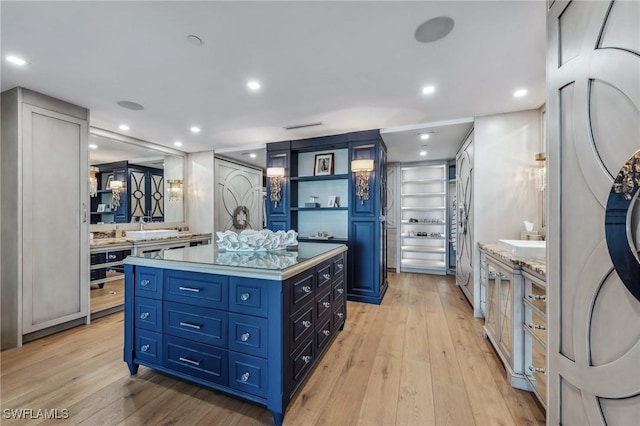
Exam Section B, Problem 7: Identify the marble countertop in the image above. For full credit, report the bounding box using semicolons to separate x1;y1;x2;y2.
478;242;546;278
90;232;211;247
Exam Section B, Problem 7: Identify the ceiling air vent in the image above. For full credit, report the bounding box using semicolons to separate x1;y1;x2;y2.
284;122;322;130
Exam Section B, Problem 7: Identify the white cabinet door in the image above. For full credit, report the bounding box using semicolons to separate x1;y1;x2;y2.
22;104;88;333
455;132;474;303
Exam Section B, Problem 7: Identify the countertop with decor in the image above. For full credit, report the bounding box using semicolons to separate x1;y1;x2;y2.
90;231;211;248
478;242;546;277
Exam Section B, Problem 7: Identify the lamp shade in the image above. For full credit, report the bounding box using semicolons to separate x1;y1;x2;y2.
266;167;286;177
109;180;124;190
351;159;374;172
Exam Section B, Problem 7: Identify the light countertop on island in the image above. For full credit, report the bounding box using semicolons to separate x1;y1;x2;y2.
478;242;546;277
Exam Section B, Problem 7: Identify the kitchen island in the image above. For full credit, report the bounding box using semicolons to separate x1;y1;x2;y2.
123;242;347;426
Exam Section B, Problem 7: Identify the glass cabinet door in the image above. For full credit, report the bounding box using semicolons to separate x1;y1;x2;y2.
498;268;513;364
485;263;498;336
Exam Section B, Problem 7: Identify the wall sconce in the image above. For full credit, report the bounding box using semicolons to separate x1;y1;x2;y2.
266;167;286;208
167;179;183;201
536;152;546;192
89;166;99;197
351;159;374;205
109;180;124;209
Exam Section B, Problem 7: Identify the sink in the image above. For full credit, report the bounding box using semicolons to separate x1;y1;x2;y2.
498;239;546;258
126;229;180;240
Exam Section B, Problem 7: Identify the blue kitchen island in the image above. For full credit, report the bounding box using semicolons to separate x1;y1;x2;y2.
123;242;347;426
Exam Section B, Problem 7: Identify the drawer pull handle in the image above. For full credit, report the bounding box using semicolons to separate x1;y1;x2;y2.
241;332;251;342
140;312;150;319
322;330;330;336
140;344;150;352
180;322;202;330
302;320;312;328
302;286;312;294
179;286;201;293
140;279;150;287
240;372;250;382
336;312;344;319
108;254;117;260
337;288;344;295
322;273;331;280
336;263;343;270
527;323;546;331
240;292;251;301
527;294;547;302
179;356;201;366
322;302;331;308
302;355;312;364
529;365;546;374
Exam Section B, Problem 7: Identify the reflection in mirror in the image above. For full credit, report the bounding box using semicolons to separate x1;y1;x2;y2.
88;128;185;224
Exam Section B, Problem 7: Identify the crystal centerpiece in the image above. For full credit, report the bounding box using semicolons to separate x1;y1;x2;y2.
216;229;298;252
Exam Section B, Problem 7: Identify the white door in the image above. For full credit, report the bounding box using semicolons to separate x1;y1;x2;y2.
456;132;474;307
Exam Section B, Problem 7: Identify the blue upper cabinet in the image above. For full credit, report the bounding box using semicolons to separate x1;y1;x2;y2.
266;130;388;305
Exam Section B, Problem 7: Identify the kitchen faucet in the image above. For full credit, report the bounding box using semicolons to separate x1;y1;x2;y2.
139;215;153;230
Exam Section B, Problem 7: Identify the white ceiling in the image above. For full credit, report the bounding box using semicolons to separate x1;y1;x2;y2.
1;1;546;166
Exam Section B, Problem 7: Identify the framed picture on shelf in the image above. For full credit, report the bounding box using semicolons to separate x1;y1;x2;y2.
105;174;114;189
97;204;106;212
328;195;336;207
314;153;334;176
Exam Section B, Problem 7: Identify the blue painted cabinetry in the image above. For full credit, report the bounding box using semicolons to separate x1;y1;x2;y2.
266;130;387;304
124;249;347;426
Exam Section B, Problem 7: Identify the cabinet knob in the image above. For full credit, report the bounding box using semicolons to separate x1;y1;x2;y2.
322;330;330;336
302;320;312;328
302;355;312;364
140;312;150;320
140;279;150;286
241;332;251;342
336;263;343;270
337;312;344;319
302;286;312;294
527;323;546;331
337;288;344;295
322;302;331;308
108;254;117;260
240;292;251;301
240;372;251;382
322;273;331;281
140;344;150;352
528;365;546;374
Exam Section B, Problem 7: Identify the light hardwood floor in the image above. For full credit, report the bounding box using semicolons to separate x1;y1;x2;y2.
90;278;125;314
1;272;545;426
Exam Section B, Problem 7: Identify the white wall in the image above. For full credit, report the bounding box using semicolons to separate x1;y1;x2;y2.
187;151;215;234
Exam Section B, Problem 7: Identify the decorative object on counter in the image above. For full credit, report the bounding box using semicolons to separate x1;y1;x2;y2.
232;205;251;230
167;179;183;201
89;166;99;197
535;152;546;192
304;195;320;208
97;204;106;213
328;195;338;207
109;179;124;209
605;149;640;302
351;158;374;204
266;167;285;208
215;250;298;269
216;229;298;251
309;231;333;240
314;152;334;176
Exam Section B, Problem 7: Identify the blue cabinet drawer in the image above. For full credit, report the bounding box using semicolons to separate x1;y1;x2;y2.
288;336;315;398
135;297;162;332
229;313;268;358
164;301;228;347
135;329;162;365
164;335;228;386
230;277;269;317
289;303;314;354
135;267;162;299
315;315;334;354
315;289;332;322
229;352;268;398
165;270;228;309
333;301;346;330
90;252;105;265
332;253;345;277
332;276;345;301
316;260;332;292
289;270;314;315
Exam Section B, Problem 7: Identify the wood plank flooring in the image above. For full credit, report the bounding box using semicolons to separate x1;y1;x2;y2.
0;272;545;426
90;278;124;314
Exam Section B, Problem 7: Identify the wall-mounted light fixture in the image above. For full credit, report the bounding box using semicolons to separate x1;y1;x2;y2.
536;152;546;192
351;159;374;205
266;167;286;208
89;166;99;197
167;179;184;201
109;180;125;209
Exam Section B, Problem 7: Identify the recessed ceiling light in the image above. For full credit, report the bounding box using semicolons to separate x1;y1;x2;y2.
190;126;201;133
420;150;427;156
415;16;455;43
514;89;528;97
247;81;261;91
89;144;98;149
186;35;203;46
119;124;130;131
117;100;144;111
6;55;27;66
422;85;435;95
174;141;183;147
249;153;257;158
420;134;430;140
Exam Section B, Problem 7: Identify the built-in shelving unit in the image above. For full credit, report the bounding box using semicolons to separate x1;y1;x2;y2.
399;163;448;275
